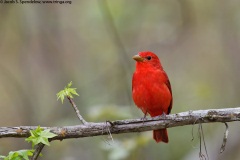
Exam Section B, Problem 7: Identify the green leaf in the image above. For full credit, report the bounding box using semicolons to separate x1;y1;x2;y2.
67;81;72;88
40;129;57;138
17;150;34;160
0;150;34;160
1;131;40;160
56;81;79;103
8;151;18;159
25;126;57;148
69;88;79;96
56;90;66;104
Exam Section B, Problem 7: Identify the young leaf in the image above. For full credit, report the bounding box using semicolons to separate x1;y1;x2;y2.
56;81;79;103
69;88;79;96
25;126;57;148
0;150;34;160
57;90;66;103
67;81;72;88
16;150;34;160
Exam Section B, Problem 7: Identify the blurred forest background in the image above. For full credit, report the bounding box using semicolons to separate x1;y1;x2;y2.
0;0;240;160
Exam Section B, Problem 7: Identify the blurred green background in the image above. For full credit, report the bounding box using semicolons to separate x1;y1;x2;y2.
0;0;240;159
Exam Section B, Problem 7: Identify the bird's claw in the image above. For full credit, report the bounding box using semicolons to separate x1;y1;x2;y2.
141;112;148;124
152;112;167;120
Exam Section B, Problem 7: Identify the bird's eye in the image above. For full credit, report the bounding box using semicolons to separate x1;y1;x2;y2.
146;56;152;60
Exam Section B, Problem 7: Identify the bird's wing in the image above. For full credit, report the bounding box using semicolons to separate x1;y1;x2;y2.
164;72;173;114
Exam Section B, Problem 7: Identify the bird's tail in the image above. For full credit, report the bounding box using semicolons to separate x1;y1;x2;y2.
153;129;169;143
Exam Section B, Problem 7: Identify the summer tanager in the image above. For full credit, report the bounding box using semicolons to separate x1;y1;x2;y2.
132;51;172;143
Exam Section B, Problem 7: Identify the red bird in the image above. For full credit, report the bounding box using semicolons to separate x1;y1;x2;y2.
132;51;172;143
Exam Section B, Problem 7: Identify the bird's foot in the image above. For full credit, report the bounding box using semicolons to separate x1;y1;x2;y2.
141;117;147;123
141;112;148;124
152;112;167;120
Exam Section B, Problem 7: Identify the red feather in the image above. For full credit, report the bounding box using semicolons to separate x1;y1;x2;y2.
132;51;172;143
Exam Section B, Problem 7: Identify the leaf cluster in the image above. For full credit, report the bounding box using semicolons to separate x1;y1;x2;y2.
0;150;34;160
0;126;57;160
25;126;57;148
56;81;79;103
1;82;74;160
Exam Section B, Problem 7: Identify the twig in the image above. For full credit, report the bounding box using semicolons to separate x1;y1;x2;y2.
31;143;45;160
198;123;209;160
198;123;205;160
219;122;229;154
191;118;199;141
67;96;88;125
106;121;114;143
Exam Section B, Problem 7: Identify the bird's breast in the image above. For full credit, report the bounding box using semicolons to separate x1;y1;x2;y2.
132;69;171;117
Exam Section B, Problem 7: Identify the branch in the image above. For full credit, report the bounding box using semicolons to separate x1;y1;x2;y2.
0;108;239;140
31;143;45;160
67;96;88;125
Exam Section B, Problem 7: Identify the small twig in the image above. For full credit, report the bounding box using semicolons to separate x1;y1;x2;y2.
197;122;209;160
105;121;114;143
198;123;205;160
67;96;88;125
191;118;199;141
219;122;229;154
31;143;45;160
200;123;209;160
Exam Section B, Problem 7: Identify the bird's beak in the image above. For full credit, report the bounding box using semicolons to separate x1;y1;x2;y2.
132;55;144;62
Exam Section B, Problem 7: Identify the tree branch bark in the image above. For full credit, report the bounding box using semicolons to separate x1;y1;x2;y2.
1;108;239;141
31;143;45;160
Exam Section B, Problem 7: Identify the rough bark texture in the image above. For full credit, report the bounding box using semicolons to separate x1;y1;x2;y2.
0;108;239;141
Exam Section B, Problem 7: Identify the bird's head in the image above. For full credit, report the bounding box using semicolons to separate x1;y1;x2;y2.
133;51;163;69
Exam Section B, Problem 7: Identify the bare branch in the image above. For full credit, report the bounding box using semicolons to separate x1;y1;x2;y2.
219;122;229;154
198;123;209;160
31;143;45;160
0;108;239;141
67;96;88;125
